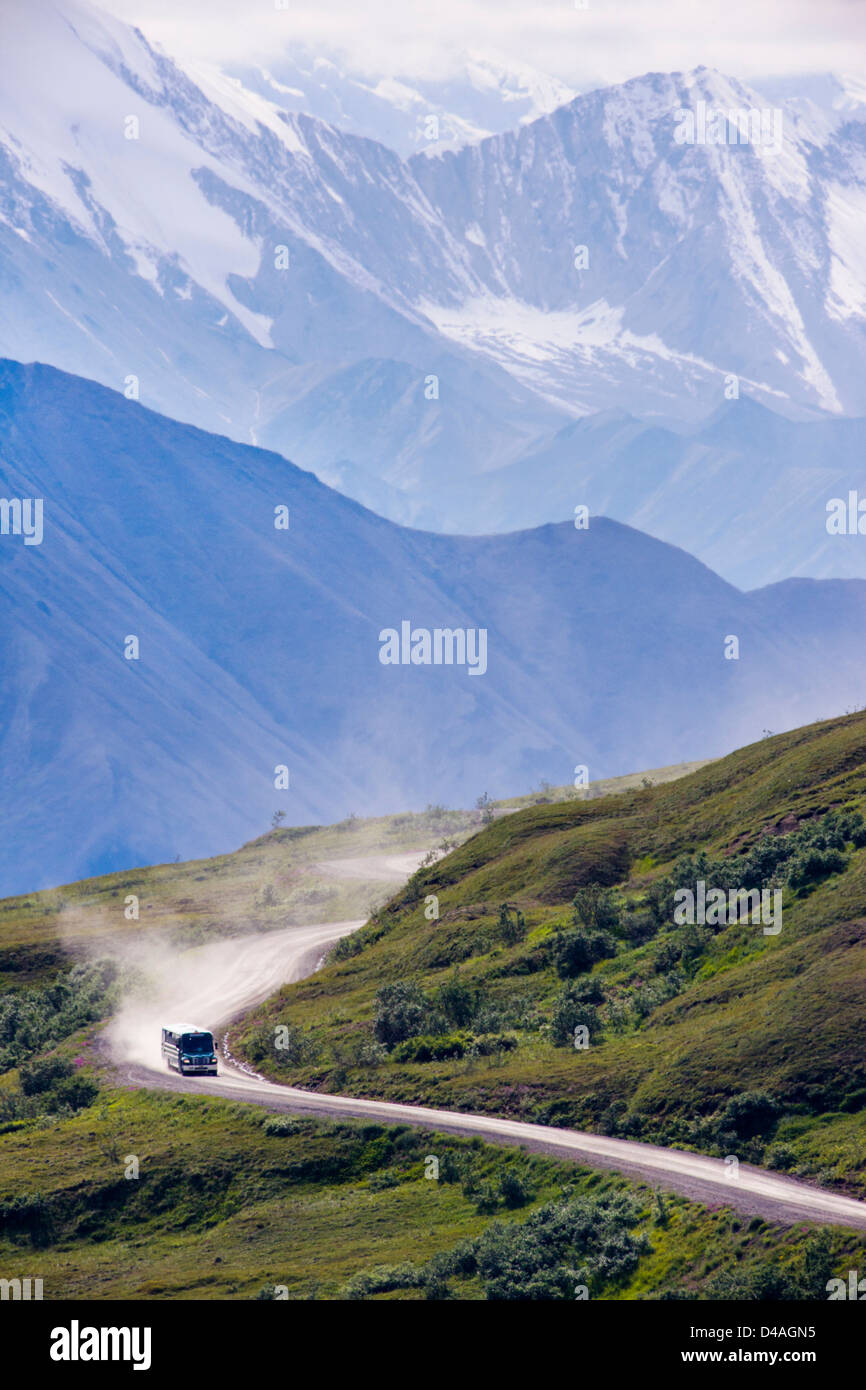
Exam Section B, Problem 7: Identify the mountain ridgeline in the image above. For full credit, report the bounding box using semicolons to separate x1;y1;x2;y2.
2;0;866;576
235;710;866;1195
2;358;866;892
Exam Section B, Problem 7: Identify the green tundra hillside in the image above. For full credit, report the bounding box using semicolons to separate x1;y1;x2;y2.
236;712;866;1197
2;726;865;1301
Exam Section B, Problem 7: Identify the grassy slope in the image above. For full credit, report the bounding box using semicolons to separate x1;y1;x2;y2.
6;756;775;1303
233;713;866;1196
0;810;449;992
2;1080;863;1300
0;761;704;992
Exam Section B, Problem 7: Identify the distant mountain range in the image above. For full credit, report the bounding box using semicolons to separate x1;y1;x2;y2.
2;358;866;894
439;398;866;590
227;46;578;157
2;1;866;587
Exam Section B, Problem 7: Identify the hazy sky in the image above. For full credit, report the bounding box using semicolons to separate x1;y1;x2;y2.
101;0;866;87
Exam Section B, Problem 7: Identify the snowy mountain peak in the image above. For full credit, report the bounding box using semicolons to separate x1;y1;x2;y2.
1;0;865;537
226;43;578;157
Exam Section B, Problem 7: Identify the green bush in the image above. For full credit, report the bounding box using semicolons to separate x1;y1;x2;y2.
262;1114;303;1136
498;1169;531;1209
653;940;681;973
714;1090;779;1149
51;1076;99;1112
435;971;482;1029
343;1263;426;1300
553;929;616;979
354;1039;388;1067
392;1033;468;1063
11;1056;97;1118
473;1180;501;1213
0;1192;58;1245
621;908;658;945
550;987;603;1047
0;959;123;1072
765;1143;797;1171
467;1192;648;1300
708;1232;835;1300
498;904;527;946
19;1056;73;1096
470;1033;518;1057
631;972;683;1020
572;884;622;933
665;808;864;928
786;846;847;889
331;934;362;960
373;981;430;1047
438;1150;462;1183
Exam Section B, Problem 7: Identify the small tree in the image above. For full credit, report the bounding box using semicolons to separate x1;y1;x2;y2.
498;1169;531;1209
436;970;480;1029
550;985;603;1047
553;928;616;978
271;810;286;830
645;877;674;926
373;981;429;1047
19;1056;73;1096
572;883;621;932
498;903;526;946
717;1090;779;1144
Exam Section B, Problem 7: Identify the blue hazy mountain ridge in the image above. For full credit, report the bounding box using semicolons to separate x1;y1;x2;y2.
2;359;866;894
442;397;866;588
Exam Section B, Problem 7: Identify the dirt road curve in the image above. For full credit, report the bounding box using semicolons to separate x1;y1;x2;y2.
310;851;427;881
111;921;866;1231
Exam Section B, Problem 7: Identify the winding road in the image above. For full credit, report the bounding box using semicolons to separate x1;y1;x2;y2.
109;910;866;1232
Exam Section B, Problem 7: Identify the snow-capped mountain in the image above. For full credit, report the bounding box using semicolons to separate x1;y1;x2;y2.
2;1;866;581
755;72;866;144
5;358;866;895
0;0;566;513
409;65;866;420
228;47;578;156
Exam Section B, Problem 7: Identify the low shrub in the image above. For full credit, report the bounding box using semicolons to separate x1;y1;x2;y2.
393;1033;469;1063
553;929;617;979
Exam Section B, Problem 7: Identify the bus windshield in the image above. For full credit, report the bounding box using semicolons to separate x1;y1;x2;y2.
182;1033;214;1054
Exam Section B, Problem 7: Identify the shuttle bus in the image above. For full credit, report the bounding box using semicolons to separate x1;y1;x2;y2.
161;1022;218;1076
